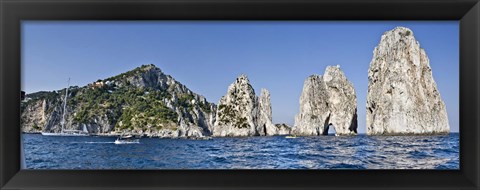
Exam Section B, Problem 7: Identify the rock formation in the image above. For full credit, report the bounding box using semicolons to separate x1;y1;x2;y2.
258;89;289;136
213;75;281;137
293;65;357;136
258;89;275;135
273;123;292;135
21;98;50;133
22;66;289;138
213;74;259;137
21;64;217;138
366;27;449;135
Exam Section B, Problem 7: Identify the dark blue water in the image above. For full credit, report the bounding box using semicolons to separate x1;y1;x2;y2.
23;133;459;169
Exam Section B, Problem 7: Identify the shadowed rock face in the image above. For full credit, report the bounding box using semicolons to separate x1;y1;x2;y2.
293;65;358;136
366;27;449;135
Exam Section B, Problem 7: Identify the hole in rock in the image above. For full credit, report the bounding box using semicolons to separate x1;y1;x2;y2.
323;123;336;136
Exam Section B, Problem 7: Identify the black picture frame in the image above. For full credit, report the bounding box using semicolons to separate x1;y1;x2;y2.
1;0;479;189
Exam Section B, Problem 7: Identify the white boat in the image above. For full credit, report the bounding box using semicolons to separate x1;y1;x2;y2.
285;135;298;139
187;136;213;140
114;134;140;144
42;78;89;137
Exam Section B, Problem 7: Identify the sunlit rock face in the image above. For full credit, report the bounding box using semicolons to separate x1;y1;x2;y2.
21;64;217;138
21;99;52;133
125;65;217;137
323;66;358;135
258;89;277;136
366;27;449;135
257;89;292;136
293;65;358;136
213;75;282;137
213;75;260;137
293;75;329;136
273;123;292;135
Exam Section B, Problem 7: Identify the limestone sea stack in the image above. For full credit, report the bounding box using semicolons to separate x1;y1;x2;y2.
213;74;259;137
293;65;358;136
213;75;287;137
258;89;277;136
366;27;449;135
257;89;292;136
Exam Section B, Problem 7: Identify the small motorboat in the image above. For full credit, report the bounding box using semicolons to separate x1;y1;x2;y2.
285;135;298;139
188;136;213;140
114;134;140;144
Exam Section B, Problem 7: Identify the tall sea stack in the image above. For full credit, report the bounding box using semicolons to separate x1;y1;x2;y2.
293;65;358;136
258;89;278;136
212;75;287;137
213;74;259;137
366;27;449;135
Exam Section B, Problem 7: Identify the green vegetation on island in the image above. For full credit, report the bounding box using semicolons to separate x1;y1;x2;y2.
21;64;215;134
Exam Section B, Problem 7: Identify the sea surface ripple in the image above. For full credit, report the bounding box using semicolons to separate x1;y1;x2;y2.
23;133;459;169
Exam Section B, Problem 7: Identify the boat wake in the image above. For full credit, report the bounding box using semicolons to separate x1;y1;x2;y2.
70;142;116;144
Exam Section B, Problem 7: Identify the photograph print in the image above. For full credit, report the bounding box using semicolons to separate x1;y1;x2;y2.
20;21;459;169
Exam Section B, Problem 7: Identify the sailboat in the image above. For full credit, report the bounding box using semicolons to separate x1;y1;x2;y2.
41;78;89;137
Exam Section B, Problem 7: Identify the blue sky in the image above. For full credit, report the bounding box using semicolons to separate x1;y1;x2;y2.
22;21;459;133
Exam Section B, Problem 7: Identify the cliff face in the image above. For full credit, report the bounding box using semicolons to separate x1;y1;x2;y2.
21;66;291;138
293;74;329;136
323;66;358;135
21;64;217;138
122;65;217;137
213;75;285;137
293;65;357;136
213;75;259;137
21;99;51;133
366;27;449;135
258;89;287;136
274;124;292;135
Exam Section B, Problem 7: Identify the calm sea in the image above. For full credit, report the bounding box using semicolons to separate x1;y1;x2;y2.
23;133;459;169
